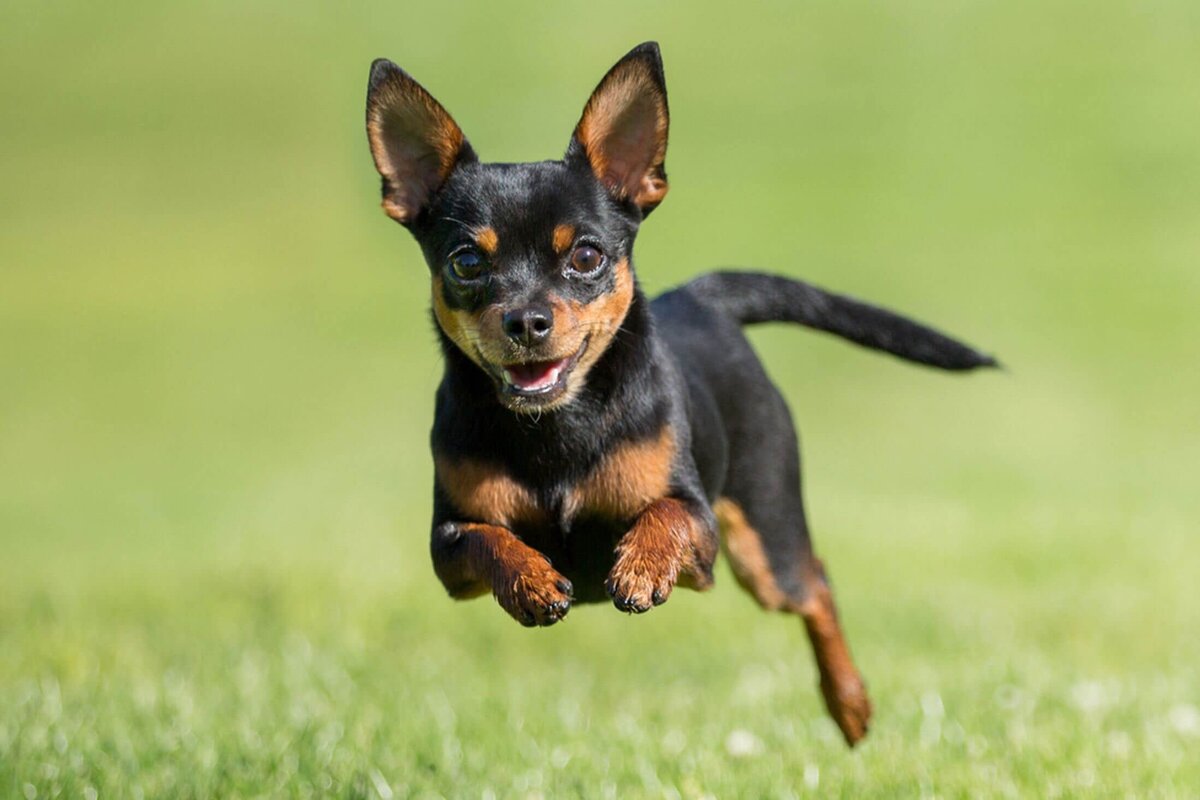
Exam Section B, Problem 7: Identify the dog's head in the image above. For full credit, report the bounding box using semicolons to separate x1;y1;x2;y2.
365;43;669;413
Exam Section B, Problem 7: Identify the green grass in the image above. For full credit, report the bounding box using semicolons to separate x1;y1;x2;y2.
3;1;1200;796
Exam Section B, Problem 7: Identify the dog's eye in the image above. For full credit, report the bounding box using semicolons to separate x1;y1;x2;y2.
449;250;484;281
569;245;603;274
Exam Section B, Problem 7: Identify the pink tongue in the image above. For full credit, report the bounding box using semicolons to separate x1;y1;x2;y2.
505;358;566;391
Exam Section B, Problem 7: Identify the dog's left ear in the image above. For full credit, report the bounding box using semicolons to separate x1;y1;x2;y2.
567;42;669;216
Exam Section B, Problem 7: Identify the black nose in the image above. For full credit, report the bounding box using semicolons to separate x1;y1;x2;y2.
502;306;553;346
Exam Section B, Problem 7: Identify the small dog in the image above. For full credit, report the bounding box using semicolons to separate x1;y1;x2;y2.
364;42;995;746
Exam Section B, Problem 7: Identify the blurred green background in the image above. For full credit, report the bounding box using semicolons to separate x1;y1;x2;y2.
2;1;1198;796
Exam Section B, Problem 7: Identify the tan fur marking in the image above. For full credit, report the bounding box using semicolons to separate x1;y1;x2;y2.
569;425;674;520
713;500;871;743
561;257;634;393
435;457;544;528
798;570;873;746
714;498;790;610
475;227;499;255
552;224;575;254
431;275;487;370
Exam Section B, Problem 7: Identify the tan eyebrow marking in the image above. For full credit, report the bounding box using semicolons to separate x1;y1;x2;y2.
474;227;499;254
552;224;575;254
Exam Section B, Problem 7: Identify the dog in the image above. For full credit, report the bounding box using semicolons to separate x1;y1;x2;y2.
364;42;995;746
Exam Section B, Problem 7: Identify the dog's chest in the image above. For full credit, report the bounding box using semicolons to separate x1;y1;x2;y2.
434;426;676;531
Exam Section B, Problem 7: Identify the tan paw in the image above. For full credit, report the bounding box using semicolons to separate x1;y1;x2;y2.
605;550;678;613
493;554;573;627
820;671;872;746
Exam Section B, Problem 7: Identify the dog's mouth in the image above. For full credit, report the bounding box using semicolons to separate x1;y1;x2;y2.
503;359;571;393
492;338;589;409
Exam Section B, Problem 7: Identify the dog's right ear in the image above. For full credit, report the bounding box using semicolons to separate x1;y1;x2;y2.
366;59;475;225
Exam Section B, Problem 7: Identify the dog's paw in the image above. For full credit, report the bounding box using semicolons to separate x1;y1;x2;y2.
493;555;573;627
605;551;678;614
820;671;872;747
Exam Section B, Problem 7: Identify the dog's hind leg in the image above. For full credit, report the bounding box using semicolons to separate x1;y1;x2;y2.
716;387;872;746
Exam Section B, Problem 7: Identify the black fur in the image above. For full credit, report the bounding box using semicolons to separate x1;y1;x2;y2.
687;271;998;370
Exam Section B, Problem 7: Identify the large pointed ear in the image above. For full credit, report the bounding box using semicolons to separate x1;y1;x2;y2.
366;59;475;225
568;42;670;216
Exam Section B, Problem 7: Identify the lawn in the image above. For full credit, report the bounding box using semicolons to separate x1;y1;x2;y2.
2;1;1199;796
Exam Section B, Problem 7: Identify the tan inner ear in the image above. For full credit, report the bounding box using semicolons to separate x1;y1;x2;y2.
574;62;668;210
367;76;465;224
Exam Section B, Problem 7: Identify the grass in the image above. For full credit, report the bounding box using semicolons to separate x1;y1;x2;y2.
2;0;1199;796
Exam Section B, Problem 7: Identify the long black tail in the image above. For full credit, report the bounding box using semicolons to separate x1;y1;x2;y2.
685;271;998;371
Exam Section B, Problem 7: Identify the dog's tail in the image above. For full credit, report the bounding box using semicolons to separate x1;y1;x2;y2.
684;271;998;371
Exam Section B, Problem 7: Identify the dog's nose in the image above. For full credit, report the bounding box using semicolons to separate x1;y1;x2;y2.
502;306;553;346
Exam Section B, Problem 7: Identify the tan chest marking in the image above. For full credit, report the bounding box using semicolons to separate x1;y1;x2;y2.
437;424;674;528
435;457;544;528
568;425;675;520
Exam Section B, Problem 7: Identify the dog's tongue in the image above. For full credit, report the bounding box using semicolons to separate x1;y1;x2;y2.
504;358;568;392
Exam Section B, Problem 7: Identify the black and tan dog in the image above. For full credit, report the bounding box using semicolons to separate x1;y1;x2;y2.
364;42;995;746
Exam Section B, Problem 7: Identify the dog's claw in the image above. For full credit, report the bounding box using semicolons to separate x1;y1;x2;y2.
605;560;675;615
607;582;652;614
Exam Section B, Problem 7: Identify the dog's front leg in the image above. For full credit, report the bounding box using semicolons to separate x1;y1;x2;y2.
431;522;573;626
605;497;718;613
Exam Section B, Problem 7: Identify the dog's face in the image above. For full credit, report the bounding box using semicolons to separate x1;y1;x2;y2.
366;44;669;413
